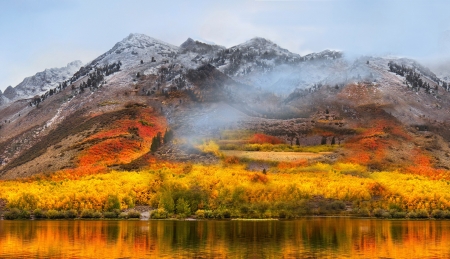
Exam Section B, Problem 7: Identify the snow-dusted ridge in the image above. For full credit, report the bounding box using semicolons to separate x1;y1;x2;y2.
303;49;342;60
2;33;349;106
231;37;298;57
1;61;83;104
86;33;179;70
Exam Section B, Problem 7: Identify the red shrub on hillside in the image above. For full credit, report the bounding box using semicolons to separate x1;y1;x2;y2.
248;134;283;144
77;108;167;169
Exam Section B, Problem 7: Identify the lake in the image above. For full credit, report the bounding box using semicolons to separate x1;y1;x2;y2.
0;218;449;258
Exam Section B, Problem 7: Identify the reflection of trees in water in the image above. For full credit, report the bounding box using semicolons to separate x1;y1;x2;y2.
1;219;450;258
106;221;120;244
3;220;38;241
390;222;404;243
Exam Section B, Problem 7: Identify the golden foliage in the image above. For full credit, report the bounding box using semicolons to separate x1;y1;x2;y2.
1;160;449;214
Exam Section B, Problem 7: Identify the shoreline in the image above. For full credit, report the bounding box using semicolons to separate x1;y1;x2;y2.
1;214;449;221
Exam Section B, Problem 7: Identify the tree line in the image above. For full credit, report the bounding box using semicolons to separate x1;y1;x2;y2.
29;61;121;107
388;61;448;93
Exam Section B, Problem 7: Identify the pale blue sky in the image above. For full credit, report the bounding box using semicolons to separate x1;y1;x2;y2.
1;0;449;91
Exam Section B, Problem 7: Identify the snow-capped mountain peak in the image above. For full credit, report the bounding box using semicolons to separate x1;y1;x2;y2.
113;33;179;51
232;37;294;55
179;37;225;57
243;37;275;46
85;33;180;71
1;61;83;103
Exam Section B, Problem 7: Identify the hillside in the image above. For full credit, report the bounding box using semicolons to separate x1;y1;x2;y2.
1;33;450;219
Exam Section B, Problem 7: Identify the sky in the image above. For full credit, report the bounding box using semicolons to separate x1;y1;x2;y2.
1;0;450;92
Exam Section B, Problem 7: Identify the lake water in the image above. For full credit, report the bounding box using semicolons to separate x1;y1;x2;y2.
0;218;449;258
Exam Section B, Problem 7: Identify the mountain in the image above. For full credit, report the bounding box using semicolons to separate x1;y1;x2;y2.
180;38;225;54
0;61;82;104
0;92;8;107
88;33;179;70
2;86;15;99
303;49;342;61
1;33;450;180
201;38;345;94
178;38;225;68
208;37;301;85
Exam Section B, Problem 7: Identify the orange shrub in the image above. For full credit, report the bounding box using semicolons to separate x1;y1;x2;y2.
250;173;269;184
341;118;411;171
367;182;386;196
248;133;283;144
224;156;240;164
277;159;308;169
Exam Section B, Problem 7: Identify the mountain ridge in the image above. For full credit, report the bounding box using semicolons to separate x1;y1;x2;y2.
1;33;341;103
0;61;83;105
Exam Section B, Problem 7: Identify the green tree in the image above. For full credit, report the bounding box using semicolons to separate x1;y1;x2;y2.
321;136;327;145
105;194;121;211
150;132;162;152
10;193;38;211
176;198;191;218
159;191;174;213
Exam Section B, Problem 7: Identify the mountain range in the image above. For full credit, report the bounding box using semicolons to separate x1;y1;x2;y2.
1;33;450;179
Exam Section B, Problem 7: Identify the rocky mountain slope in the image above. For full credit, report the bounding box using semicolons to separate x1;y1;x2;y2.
0;61;82;106
1;33;450;179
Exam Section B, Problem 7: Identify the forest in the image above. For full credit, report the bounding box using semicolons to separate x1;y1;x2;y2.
1;106;450;220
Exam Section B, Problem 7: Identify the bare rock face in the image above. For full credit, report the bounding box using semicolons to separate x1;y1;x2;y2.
2;86;16;100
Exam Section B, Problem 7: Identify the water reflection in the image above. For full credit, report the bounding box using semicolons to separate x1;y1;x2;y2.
0;218;449;258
